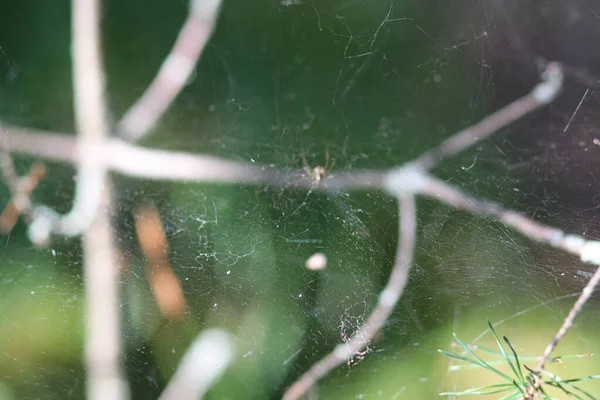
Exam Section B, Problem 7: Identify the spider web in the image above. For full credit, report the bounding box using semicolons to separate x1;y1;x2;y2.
1;0;600;399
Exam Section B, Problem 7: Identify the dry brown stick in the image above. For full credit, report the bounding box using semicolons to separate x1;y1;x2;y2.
415;62;563;170
118;0;223;142
70;0;127;399
134;205;188;320
0;163;46;233
282;193;417;400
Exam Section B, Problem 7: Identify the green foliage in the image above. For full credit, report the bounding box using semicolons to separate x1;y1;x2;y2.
439;321;600;399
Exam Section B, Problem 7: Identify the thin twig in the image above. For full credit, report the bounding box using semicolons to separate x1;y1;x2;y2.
118;0;223;142
535;266;600;373
26;0;112;246
414;62;563;170
84;182;128;400
70;1;127;400
158;329;235;400
0;123;385;188
282;193;417;400
412;172;600;263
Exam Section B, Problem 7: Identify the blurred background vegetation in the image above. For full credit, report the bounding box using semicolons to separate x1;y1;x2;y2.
0;0;600;398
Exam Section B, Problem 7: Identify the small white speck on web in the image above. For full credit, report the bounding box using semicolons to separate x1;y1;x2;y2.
305;252;327;270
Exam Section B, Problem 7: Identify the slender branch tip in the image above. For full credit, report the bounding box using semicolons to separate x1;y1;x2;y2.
533;62;563;104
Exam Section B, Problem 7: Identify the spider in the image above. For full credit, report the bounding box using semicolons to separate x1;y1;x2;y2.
301;149;333;183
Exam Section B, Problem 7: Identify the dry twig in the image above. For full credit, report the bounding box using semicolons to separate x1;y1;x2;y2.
70;1;127;400
118;0;222;141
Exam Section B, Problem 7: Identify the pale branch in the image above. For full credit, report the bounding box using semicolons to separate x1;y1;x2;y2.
0;123;386;187
282;193;417;400
535;265;600;374
71;1;127;400
83;183;128;400
414;62;563;170
158;329;234;400
27;0;113;247
117;0;223;142
1;125;77;163
413;171;600;263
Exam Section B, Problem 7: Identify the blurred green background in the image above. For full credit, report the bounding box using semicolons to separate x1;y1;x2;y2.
1;0;600;399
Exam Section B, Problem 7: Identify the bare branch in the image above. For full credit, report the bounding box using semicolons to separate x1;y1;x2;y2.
158;329;234;400
26;0;112;246
84;183;129;400
535;266;600;373
1;125;77;163
283;193;417;400
412;172;565;247
414;62;563;170
0;123;386;188
70;1;127;400
118;0;223;142
411;172;600;263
